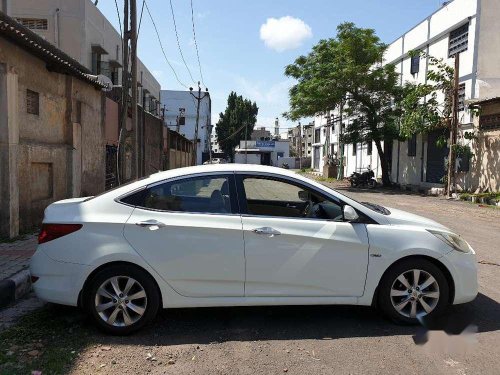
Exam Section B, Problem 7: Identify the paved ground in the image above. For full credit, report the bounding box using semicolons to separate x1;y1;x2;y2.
1;183;499;374
0;235;37;280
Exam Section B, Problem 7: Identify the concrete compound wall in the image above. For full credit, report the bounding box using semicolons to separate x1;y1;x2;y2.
0;36;105;237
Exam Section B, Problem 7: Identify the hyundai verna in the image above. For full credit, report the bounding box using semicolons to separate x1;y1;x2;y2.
30;164;477;334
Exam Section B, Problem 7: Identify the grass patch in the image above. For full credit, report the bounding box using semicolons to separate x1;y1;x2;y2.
0;306;91;374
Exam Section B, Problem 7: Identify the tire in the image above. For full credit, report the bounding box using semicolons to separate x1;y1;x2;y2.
378;258;450;325
84;264;160;335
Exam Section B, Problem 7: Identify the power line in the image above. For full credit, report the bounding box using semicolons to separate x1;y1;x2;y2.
144;0;188;89
113;0;122;37
217;124;247;144
190;0;205;87
137;0;145;39
169;0;196;84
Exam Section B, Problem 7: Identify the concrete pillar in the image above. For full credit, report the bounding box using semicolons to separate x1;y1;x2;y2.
0;63;19;238
1;0;11;15
72;122;82;197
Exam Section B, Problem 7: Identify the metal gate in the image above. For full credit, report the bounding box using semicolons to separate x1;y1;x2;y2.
426;130;448;183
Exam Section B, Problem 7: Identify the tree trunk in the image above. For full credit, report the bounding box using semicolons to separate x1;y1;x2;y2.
374;139;391;186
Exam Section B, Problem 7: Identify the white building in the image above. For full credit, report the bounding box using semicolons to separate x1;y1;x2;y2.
210;131;221;154
160;90;211;165
235;139;290;166
7;0;161;111
314;0;500;187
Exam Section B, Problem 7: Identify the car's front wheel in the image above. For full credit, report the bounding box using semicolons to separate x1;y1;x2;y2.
378;258;450;324
85;264;160;335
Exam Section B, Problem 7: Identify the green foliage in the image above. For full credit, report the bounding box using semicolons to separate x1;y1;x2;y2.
400;51;454;138
452;144;474;159
284;22;403;185
215;92;258;160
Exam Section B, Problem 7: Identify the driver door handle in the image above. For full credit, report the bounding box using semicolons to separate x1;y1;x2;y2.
136;220;166;229
252;227;281;236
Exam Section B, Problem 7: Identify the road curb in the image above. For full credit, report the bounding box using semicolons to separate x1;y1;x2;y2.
0;269;31;309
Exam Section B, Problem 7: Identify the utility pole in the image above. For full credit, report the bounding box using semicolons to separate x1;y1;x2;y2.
189;81;209;165
130;0;139;178
337;101;345;180
298;122;302;170
244;121;248;164
117;0;130;185
447;53;460;198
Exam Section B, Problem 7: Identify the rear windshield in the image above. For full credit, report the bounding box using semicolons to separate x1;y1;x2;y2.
84;176;150;202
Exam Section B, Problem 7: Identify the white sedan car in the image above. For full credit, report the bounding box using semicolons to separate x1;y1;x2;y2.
30;164;477;334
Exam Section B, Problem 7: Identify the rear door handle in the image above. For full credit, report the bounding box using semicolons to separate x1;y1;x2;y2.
135;220;166;229
252;227;281;237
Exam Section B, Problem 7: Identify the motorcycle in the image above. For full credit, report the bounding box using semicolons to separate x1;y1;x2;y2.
348;167;378;188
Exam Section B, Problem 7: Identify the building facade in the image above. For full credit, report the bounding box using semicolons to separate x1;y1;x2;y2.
0;12;106;237
235;140;290;166
160;89;211;165
313;0;500;191
7;0;161;113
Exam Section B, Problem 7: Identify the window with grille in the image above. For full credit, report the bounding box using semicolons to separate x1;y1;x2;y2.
367;141;372;155
407;134;417;157
352;143;357;156
26;90;39;115
410;55;420;75
16;18;48;30
448;23;468;57
458;83;466;112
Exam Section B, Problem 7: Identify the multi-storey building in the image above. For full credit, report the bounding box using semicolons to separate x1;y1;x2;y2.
7;0;161;113
314;0;500;191
160;90;211;165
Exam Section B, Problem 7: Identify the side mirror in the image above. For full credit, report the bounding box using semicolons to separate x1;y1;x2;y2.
298;190;310;201
343;205;359;222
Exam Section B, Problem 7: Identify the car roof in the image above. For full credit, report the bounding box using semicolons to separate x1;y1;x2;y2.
147;163;299;182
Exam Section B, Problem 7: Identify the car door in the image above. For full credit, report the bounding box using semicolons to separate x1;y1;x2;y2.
237;174;369;297
122;173;245;297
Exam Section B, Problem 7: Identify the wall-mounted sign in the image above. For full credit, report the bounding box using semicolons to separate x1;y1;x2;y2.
256;140;275;148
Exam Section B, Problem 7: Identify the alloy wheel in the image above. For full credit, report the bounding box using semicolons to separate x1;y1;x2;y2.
94;276;148;327
390;269;440;319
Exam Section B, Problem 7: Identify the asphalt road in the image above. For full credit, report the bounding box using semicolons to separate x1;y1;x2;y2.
63;184;500;375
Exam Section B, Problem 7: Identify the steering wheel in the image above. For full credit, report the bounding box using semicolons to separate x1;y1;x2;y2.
303;200;313;217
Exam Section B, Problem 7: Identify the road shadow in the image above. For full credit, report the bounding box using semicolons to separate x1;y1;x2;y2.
61;292;499;346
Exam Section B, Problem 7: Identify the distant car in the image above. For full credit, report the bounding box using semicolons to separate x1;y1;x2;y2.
203;158;226;165
31;164;477;335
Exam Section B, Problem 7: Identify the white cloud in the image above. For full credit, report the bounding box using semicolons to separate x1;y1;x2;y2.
260;16;312;52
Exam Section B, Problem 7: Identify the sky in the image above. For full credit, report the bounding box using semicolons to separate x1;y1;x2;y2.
96;0;444;132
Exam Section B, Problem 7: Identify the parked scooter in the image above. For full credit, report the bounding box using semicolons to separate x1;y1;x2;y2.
348;166;378;188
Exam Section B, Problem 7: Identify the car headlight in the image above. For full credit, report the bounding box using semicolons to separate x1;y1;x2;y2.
427;230;472;253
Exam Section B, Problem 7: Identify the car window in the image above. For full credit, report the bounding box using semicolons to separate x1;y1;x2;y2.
124;176;232;214
241;177;343;221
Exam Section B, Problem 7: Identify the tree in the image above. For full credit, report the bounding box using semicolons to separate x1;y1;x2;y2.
215;92;258;160
400;51;472;192
284;22;403;186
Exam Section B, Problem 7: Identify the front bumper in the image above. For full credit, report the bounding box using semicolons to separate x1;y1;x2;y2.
441;249;478;305
30;248;91;306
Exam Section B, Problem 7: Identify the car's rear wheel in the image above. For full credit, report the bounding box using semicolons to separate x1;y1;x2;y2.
85;264;160;335
378;258;450;324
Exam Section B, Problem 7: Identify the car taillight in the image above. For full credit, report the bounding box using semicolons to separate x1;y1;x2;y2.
38;224;83;244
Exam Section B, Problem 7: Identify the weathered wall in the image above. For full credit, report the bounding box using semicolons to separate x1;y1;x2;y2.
457;101;500;193
0;36;105;235
143;110;163;176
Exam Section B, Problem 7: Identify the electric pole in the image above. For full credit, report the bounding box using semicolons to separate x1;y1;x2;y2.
447;53;460;198
130;0;139;178
298;122;302;170
189;81;209;165
118;0;130;185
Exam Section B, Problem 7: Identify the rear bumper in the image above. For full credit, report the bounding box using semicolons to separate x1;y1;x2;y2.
442;250;478;305
30;248;90;306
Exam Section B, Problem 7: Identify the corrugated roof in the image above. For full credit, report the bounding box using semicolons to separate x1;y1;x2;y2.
0;11;105;89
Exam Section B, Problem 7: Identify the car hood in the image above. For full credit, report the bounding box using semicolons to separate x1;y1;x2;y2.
382;206;449;230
